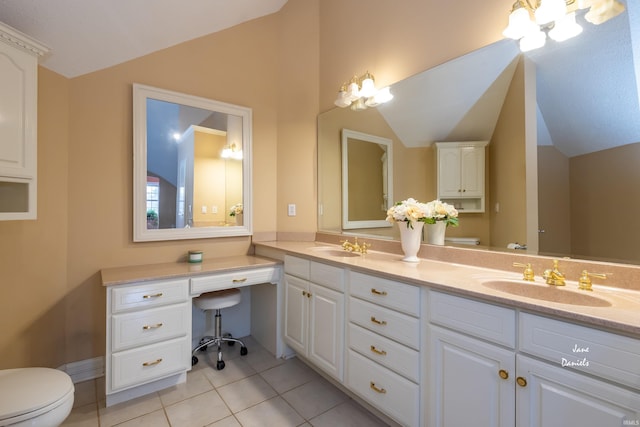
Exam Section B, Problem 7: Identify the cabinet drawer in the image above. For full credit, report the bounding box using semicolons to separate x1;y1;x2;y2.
111;303;190;352
349;297;420;350
348;323;419;382
347;350;419;427
191;267;279;294
519;312;640;389
111;337;190;391
310;261;344;292
349;271;420;316
111;279;188;313
429;291;516;348
284;255;309;279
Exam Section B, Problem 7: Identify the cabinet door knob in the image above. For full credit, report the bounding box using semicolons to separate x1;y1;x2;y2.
370;381;387;394
516;376;527;387
371;288;388;296
498;369;509;380
142;323;164;330
142;358;163;367
370;316;387;326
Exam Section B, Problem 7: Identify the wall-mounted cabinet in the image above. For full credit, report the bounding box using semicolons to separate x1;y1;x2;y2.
0;23;49;220
435;141;488;213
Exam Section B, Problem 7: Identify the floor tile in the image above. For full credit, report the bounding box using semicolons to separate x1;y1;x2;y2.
114;409;170;426
158;370;213;406
282;377;349;419
234;396;304;427
202;357;257;388
206;415;242;426
164;389;231;427
61;403;99;427
72;380;97;408
260;357;319;394
98;393;163;427
308;400;389;427
243;347;285;373
217;375;277;413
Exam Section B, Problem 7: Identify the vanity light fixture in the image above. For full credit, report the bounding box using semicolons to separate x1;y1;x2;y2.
503;0;625;51
334;72;393;110
221;143;242;160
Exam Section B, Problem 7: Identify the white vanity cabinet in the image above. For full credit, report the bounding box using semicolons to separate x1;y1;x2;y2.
106;278;191;406
347;271;421;427
0;23;48;220
283;255;345;381
428;291;640;427
435;141;488;213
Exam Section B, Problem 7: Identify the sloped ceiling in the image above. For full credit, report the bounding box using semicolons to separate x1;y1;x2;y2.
377;0;639;158
0;0;288;78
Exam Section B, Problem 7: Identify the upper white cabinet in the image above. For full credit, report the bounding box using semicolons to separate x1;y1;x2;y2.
435;141;488;213
0;22;49;220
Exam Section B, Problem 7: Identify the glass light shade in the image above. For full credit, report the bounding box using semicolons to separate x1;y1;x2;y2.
519;28;546;51
550;12;583;41
374;86;393;104
577;0;596;8
346;81;360;102
585;0;625;24
359;75;377;98
535;0;567;25
334;90;351;108
503;7;536;39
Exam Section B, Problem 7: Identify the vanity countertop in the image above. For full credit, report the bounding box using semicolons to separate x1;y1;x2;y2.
101;255;281;286
254;241;640;337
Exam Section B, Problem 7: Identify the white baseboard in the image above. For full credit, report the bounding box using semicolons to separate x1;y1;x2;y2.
58;356;104;383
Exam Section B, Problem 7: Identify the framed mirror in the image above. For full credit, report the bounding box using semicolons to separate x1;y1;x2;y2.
319;4;640;265
133;84;252;242
341;129;393;229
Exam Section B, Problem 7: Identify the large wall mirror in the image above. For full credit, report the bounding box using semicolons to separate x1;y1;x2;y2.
318;1;640;266
133;84;252;242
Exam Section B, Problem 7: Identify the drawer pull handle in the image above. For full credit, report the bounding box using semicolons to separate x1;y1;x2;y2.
142;293;163;299
498;369;509;380
142;358;163;367
232;278;247;283
142;323;164;330
370;345;387;356
371;288;387;296
370;381;387;394
516;376;527;387
370;316;387;326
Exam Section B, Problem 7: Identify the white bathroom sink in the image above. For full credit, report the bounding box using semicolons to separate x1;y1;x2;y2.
481;279;611;307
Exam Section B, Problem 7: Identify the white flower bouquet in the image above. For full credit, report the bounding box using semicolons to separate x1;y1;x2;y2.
229;203;243;217
386;198;459;228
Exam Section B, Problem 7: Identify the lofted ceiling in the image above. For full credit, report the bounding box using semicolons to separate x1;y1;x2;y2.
0;0;288;78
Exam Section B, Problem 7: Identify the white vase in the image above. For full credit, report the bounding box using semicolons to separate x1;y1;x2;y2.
426;221;447;245
235;213;243;226
398;221;424;262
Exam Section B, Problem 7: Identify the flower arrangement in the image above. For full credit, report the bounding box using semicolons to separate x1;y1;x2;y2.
229;203;243;217
386;198;459;228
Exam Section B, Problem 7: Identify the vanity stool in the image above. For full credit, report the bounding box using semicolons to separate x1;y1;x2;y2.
192;288;248;370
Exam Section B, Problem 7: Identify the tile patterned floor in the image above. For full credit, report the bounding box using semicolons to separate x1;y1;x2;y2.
61;336;390;426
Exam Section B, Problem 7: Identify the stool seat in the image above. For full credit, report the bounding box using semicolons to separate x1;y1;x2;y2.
194;288;242;311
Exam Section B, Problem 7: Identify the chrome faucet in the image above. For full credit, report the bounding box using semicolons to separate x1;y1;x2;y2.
341;237;370;254
542;260;566;286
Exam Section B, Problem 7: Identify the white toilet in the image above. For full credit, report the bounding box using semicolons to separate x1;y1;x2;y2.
0;368;74;427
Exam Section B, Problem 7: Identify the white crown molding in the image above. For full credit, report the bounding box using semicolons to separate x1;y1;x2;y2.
0;22;49;57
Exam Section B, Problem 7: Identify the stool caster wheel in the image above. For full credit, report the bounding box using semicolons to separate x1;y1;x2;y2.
216;360;225;370
192;356;199;366
225;333;235;346
240;346;248;356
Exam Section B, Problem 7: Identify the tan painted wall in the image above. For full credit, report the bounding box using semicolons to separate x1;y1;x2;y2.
538;145;571;256
1;0;516;368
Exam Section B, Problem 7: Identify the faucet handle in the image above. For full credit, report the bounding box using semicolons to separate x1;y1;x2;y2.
578;270;607;291
513;262;535;281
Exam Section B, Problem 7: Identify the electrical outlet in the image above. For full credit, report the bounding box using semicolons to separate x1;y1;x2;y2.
288;204;296;216
201;205;207;214
211;206;218;214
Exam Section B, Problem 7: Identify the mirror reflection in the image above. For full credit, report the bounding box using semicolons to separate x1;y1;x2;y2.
134;84;252;242
318;3;640;265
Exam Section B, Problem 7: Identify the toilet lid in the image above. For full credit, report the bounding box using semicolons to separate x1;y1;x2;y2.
0;368;74;421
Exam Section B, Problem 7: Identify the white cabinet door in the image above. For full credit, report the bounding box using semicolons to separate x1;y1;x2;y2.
284;274;308;356
516;355;640;427
430;325;515;427
460;146;484;196
308;283;344;380
437;147;462;197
